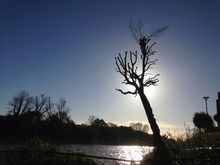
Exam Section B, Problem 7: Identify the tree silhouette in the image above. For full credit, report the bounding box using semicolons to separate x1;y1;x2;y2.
55;98;71;124
87;115;107;127
8;90;33;117
32;94;47;115
45;96;55;118
115;22;171;164
193;112;214;132
92;118;108;128
130;122;149;133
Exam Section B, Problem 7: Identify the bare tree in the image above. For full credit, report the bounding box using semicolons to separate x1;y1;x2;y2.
45;96;54;118
115;22;171;164
8;91;33;117
87;115;97;126
32;94;47;114
56;98;71;123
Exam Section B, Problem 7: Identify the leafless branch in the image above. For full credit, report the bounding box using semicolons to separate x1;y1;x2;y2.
147;25;168;39
33;94;47;114
144;59;158;72
129;20;168;41
115;51;139;88
144;74;160;87
116;88;138;96
115;23;166;96
129;20;144;42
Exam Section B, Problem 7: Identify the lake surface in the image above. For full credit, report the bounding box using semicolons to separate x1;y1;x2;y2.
58;144;153;165
0;143;153;165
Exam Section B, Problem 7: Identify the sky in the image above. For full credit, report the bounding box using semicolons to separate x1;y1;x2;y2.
0;0;220;134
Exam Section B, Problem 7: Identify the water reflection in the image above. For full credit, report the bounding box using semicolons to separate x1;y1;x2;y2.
119;146;147;161
60;144;153;165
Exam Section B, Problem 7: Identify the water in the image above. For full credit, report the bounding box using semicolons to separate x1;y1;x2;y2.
58;144;153;165
0;143;153;164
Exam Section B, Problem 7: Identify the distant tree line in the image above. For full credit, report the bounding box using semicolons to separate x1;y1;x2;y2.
0;91;152;145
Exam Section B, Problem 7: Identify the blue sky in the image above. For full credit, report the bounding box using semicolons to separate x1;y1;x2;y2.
0;0;220;133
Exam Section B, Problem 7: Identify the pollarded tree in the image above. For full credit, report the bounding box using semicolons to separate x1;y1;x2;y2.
115;22;171;164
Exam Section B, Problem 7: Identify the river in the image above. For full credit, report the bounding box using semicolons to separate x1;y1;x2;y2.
58;144;153;165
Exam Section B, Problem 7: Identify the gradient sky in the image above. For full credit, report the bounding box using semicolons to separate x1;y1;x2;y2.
1;0;220;134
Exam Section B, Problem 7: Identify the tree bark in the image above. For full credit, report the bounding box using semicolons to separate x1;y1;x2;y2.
138;90;162;146
138;89;172;164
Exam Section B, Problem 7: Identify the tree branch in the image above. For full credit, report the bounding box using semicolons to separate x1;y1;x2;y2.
144;74;160;87
115;24;165;96
116;88;138;96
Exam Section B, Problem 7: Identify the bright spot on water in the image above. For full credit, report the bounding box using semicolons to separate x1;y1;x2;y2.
59;144;154;165
119;146;149;161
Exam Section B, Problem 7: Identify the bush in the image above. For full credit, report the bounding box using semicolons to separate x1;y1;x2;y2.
141;129;220;165
165;129;220;165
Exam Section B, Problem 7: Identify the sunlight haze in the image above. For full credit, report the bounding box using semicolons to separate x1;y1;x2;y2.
0;0;220;134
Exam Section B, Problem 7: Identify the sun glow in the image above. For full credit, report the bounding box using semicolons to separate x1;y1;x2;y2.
145;86;157;98
119;83;158;104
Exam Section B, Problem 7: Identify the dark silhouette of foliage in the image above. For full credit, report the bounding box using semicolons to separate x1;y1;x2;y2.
32;94;48;115
8;91;33;117
45;96;55;118
87;115;97;125
0;115;153;145
0;91;154;145
55;98;72;124
92;118;108;128
115;21;171;164
193;112;214;132
88;116;108;128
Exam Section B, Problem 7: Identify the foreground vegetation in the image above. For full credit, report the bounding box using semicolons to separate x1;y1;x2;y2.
1;130;219;165
0;137;97;165
141;129;220;165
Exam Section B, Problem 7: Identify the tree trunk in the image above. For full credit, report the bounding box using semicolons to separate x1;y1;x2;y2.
138;90;172;164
